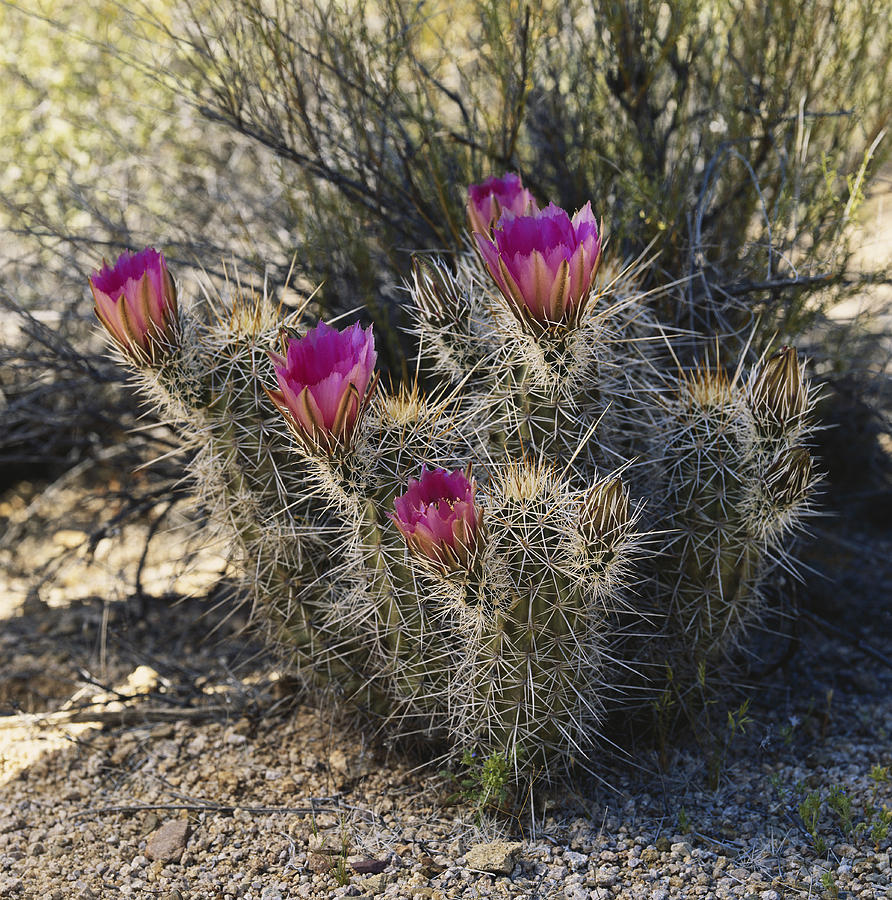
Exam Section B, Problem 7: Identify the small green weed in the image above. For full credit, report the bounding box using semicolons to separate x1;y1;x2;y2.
865;765;891;848
727;700;752;738
769;771;788;803
827;785;855;838
798;790;827;853
869;808;892;848
779;714;800;746
332;853;350;887
770;763;892;855
707;698;753;790
820;870;839;899
442;747;515;819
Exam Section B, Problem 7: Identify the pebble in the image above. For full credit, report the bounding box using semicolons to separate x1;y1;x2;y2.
145;821;190;864
563;850;589;869
463;841;523;875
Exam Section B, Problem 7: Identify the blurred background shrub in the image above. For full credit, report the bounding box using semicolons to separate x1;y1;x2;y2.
155;0;890;344
1;0;890;512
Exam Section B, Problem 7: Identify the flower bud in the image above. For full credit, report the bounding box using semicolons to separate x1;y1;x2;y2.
580;476;630;555
467;173;538;236
90;248;178;363
390;466;483;573
764;447;812;507
749;346;807;435
411;258;465;325
266;321;377;454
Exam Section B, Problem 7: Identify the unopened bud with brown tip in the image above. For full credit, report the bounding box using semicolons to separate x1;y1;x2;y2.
581;476;630;559
764;447;812;507
749;346;807;436
411;258;465;325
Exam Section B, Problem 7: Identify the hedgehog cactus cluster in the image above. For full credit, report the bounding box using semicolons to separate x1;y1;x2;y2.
89;173;818;780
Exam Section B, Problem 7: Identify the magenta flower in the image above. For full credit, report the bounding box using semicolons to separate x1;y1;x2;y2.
266;321;377;453
467;173;538;237
475;202;603;332
390;467;483;572
90;248;178;362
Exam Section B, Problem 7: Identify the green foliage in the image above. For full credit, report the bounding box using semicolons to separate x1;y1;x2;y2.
3;0;890;487
654;640;759;788
0;0;297;323
869;808;892;847
727;700;752;737
6;0;865;785
867;766;892;847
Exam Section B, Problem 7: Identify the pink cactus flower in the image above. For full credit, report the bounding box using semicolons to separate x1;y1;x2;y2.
266;321;377;453
390;467;483;572
476;202;603;332
467;173;538;237
90;248;178;362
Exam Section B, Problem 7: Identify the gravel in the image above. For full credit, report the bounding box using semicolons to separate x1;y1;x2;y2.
1;469;891;899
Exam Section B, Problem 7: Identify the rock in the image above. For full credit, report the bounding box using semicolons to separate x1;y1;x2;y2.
361;872;390;894
216;770;242;794
671;841;693;857
307;853;337;875
109;737;140;766
145;820;190;863
329;748;349;775
260;888;284;900
417;854;446;877
186;734;208;755
124;665;159;694
53;529;87;549
641;847;660;865
233;717;252;735
307;834;343;874
464;840;523;875
308;832;341;854
141;812;160;836
563;849;589;869
351;858;388;875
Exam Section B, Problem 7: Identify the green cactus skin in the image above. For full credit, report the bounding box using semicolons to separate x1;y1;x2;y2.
115;252;818;783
